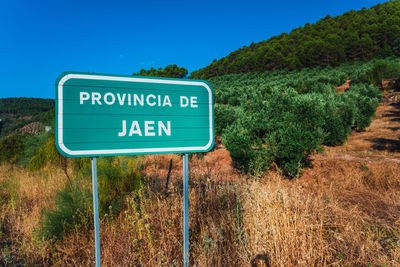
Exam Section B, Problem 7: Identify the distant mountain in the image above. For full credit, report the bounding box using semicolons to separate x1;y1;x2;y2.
191;0;400;79
0;97;54;116
0;98;55;137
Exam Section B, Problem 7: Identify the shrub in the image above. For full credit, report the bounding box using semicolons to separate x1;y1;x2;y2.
19;131;52;166
223;121;266;174
263;90;325;177
38;179;92;242
365;59;400;88
222;88;326;177
321;94;355;146
345;84;381;130
77;156;145;216
37;155;145;241
0;134;25;163
98;157;145;215
214;104;242;136
210;60;384;177
29;135;71;179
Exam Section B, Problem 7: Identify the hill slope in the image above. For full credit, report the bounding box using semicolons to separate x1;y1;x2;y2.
0;97;54;116
191;0;400;79
0;98;54;137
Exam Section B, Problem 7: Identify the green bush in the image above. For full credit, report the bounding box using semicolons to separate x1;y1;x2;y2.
345;84;381;130
37;156;145;242
223;126;253;171
38;179;92;242
0;134;25;163
77;156;145;216
221;88;326;177
211;60;385;177
0;129;54;166
214;104;243;136
365;59;400;87
99;157;144;215
19;131;53;166
223;121;268;174
262;90;325;177
321;94;355;146
29;135;68;172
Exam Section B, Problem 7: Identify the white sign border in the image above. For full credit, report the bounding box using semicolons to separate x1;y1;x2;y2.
57;73;214;156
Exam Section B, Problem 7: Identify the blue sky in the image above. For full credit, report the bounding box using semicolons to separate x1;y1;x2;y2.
0;0;386;99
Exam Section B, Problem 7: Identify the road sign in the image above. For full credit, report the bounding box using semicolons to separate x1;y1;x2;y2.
56;72;214;157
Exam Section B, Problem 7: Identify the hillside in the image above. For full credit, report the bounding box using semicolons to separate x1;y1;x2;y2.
0;98;54;137
1;88;399;266
208;58;400;176
1;57;400;267
0;98;54;116
191;0;400;79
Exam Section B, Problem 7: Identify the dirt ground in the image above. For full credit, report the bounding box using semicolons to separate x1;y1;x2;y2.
301;91;400;181
334;78;350;93
315;91;399;159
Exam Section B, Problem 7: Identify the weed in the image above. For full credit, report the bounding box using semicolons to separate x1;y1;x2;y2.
361;162;369;171
337;253;345;260
202;232;213;249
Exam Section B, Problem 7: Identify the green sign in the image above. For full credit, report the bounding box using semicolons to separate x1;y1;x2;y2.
56;72;214;157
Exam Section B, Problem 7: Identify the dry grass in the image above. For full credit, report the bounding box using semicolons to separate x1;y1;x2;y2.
0;164;69;265
1;156;399;266
144;149;237;182
243;176;332;266
41;176;245;266
296;161;400;266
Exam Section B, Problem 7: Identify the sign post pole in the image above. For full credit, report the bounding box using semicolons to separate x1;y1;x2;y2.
91;157;101;267
183;153;189;267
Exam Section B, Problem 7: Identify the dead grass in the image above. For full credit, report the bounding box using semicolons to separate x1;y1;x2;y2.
243;175;332;266
298;160;400;266
144;149;237;182
45;176;246;266
0;164;69;265
1;158;399;266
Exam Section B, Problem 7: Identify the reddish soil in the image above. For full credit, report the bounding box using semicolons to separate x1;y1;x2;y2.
335;78;350;93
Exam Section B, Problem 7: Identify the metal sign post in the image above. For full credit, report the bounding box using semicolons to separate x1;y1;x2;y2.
91;157;101;267
183;153;189;267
